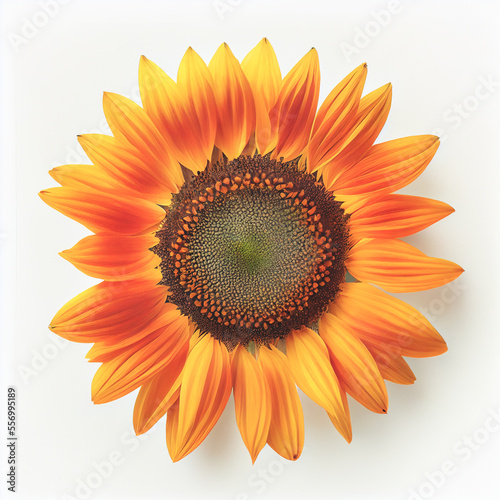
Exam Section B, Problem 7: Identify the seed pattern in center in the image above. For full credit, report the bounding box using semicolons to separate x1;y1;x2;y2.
154;155;350;348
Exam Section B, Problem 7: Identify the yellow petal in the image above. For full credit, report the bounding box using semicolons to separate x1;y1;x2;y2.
329;282;448;358
319;313;389;414
322;83;392;189
103;92;167;159
133;346;187;435
208;43;256;160
49;164;124;191
306;63;367;174
85;304;180;362
91;310;191;404
332;135;440;197
77;133;178;204
177;47;217;161
286;327;350;442
259;345;304;461
139;56;208;173
49;277;168;342
231;345;271;463
241;38;282;154
328;383;352;443
102;93;183;187
365;343;416;385
270;48;320;161
166;334;232;462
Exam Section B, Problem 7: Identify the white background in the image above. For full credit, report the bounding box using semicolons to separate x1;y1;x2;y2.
1;0;499;499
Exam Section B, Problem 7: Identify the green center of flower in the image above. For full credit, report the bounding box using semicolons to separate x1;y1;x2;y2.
154;155;350;348
232;234;269;273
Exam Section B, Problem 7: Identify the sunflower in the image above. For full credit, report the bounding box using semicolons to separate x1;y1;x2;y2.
40;39;463;463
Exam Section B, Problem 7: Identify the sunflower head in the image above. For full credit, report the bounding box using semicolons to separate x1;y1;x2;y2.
40;39;463;463
155;153;350;348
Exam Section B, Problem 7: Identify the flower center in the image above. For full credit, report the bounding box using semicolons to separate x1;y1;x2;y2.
231;233;271;274
154;155;350;348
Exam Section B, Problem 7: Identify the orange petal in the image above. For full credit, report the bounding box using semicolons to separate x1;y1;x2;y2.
241;38;282;154
59;234;161;282
91;310;191;404
133;345;187;435
346;238;464;292
231;345;271;463
78;134;177;204
259;345;304;461
319;313;389;414
329;282;448;358
306;63;367;174
85;304;181;362
328;383;352;443
102;93;184;189
322;83;392;189
139;56;208;173
365;343;416;385
50;277;169;342
49;164;125;192
286;328;350;442
166;334;232;462
347;194;455;239
332;135;440;197
177;47;217;161
39;186;165;235
103;93;167;158
208;43;256;160
269;48;320;161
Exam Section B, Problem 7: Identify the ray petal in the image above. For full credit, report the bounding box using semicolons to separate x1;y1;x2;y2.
49;277;169;342
306;63;367;174
177;47;217;161
241;38;282;154
346;238;464;292
133;345;188;435
347;194;455;239
139;56;208;173
78;133;178;204
332;135;440;197
91;310;191;404
259;346;304;461
319;313;389;413
39;186;165;235
208;43;256;160
59;234;161;282
321;83;392;188
269;48;320;161
231;345;271;463
327;383;352;443
286;327;351;441
49;164;125;192
85;304;181;362
166;334;232;462
329;282;448;358
365;343;416;385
